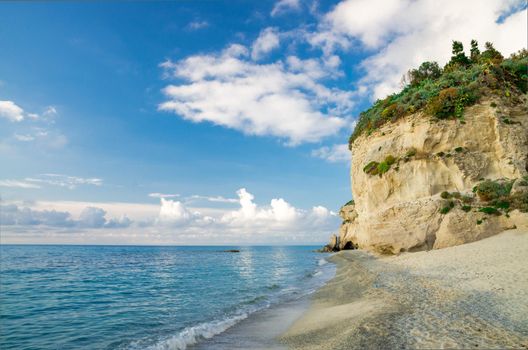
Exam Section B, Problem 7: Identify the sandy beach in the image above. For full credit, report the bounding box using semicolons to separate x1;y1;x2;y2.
280;229;528;349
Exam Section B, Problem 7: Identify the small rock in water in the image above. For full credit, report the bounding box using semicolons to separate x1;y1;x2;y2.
223;249;240;253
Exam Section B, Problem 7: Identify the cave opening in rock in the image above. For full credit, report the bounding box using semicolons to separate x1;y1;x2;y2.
343;241;356;250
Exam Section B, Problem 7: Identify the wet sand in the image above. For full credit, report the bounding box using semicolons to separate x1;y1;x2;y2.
280;229;528;349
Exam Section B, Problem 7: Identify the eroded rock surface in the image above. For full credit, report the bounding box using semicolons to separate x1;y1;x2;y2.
336;98;528;254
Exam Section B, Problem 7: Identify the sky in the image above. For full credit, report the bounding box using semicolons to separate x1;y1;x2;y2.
1;0;526;245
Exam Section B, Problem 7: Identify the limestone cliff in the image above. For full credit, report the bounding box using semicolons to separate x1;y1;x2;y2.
328;97;528;254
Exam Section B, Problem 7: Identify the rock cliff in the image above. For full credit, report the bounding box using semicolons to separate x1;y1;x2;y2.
327;97;528;254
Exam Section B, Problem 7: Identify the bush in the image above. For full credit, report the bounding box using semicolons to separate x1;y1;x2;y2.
462;205;472;212
454;147;464;153
363;161;379;175
509;192;528;212
475;180;513;201
405;148;417;157
492;200;510;209
461;195;474;203
479;207;501;215
427;87;459;119
404;61;442;86
377;161;391;175
384;155;396;165
477;219;483;225
437;151;445;157
440;206;451;214
348;40;526;146
343;199;355;207
440;191;451;199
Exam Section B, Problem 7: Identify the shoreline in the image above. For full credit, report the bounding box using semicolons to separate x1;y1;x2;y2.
280;229;528;349
190;255;336;350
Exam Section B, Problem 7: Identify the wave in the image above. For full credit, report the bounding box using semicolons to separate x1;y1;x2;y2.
133;259;335;350
143;302;270;350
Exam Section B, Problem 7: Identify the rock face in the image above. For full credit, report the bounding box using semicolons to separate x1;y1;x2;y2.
337;98;528;254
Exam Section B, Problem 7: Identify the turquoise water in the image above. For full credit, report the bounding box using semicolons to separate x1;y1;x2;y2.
0;245;333;349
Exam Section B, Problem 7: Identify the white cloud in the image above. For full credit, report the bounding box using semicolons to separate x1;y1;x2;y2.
271;0;301;17
43;106;57;118
1;203;132;229
148;192;180;199
0;179;41;189
79;207;107;228
1;188;339;244
187;195;238;203
312;143;350;163
251;27;280;60
13;133;35;142
311;0;528;99
159;44;353;145
158;198;196;224
0;100;25;122
24;174;102;189
187;20;209;30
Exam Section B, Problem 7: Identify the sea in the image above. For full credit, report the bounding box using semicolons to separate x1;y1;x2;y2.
0;245;335;349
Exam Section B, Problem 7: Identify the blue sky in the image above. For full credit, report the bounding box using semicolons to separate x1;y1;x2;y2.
1;0;526;244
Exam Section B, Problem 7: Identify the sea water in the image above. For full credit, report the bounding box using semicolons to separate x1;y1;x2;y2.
0;245;334;349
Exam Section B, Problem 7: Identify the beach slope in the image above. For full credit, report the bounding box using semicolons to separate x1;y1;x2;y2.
281;229;528;349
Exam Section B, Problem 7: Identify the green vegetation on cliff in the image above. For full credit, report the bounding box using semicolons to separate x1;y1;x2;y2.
349;41;527;148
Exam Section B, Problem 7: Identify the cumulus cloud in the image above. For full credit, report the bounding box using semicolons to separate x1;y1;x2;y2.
1;188;339;244
0;100;25;122
78;207;107;228
1;204;75;227
271;0;301;17
251;27;280;60
159;44;353;145
158;198;196;224
311;143;350;163
311;0;527;99
1;204;131;229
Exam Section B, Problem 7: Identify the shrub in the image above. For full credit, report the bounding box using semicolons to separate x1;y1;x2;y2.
384;155;396;165
477;219;483;225
343;199;355;207
462;205;472;212
404;61;442;86
405;148;417;157
440;206;451;214
479;207;501;215
509;192;528;213
490;102;497;107
363;161;379;175
427;87;459;119
348;40;525;146
475;180;513;201
440;191;451;199
437;151;445;157
454;147;464;153
492;200;510;209
377;161;391;175
452;192;462;199
461;195;474;203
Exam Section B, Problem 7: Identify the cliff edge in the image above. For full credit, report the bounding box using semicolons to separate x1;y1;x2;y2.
324;42;528;254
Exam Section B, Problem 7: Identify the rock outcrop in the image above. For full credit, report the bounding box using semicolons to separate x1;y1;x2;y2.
336;97;528;254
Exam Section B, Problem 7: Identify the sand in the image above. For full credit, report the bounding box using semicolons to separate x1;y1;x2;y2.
280;229;528;349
